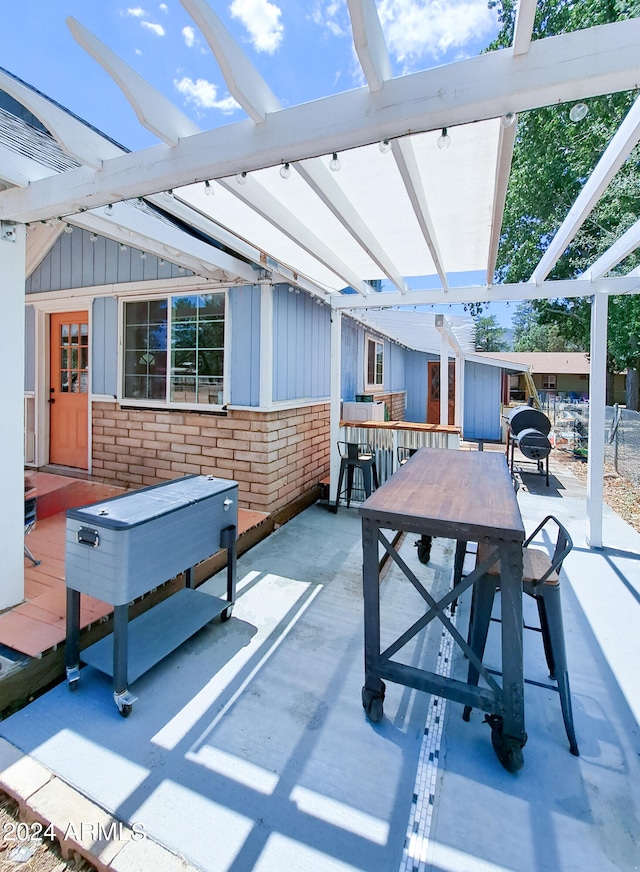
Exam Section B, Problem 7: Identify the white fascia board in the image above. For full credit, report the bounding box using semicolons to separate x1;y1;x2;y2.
486;118;517;283
513;0;537;56
346;0;392;92
217;175;372;296
392;137;448;291
581;217;640;280
330;275;640;309
465;352;530;371
0;69;122;169
531;92;640;285
179;0;279;123
294;159;407;292
4;19;640;223
72;203;258;282
67;16;200;146
0;147;57;188
435;316;464;355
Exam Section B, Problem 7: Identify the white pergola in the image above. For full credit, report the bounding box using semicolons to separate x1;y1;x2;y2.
1;0;640;609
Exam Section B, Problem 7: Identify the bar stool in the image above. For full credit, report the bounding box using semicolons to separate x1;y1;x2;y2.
335;442;379;509
463;514;579;756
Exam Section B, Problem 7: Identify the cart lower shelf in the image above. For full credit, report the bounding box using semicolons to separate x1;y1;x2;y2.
80;587;230;684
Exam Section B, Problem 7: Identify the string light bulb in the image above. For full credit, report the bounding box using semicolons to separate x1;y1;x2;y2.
501;112;516;128
140;252;147;260
119;243;127;251
437;128;451;149
64;224;73;234
379;139;391;154
236;172;247;185
204;180;214;196
569;102;589;123
89;233;98;243
279;162;291;179
104;204;113;216
329;152;341;172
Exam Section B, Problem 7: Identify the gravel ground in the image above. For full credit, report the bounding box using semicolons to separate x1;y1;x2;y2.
554;448;640;534
0;792;96;872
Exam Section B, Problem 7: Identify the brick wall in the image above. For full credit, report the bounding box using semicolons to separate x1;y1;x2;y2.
374;391;406;421
92;403;330;514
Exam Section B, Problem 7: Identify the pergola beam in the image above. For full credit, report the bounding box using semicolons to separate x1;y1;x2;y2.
581;217;640;280
392;138;449;291
71;202;258;282
67;17;200;146
217;176;372;296
331;275;640;310
531;92;640;285
513;0;537;56
294;160;407;292
346;0;392;92
3;19;640;223
486;116;517;283
179;0;280;123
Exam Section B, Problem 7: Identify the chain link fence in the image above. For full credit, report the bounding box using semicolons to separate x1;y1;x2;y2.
605;405;640;488
540;399;640;488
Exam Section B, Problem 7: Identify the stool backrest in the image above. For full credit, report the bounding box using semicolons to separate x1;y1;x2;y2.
524;514;573;586
337;441;373;460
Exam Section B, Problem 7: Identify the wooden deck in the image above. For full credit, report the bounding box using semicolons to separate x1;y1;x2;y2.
0;473;269;659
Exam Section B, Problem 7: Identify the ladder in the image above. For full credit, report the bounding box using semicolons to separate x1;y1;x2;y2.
523;370;541;409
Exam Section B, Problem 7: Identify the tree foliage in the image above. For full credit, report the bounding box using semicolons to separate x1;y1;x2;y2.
488;0;640;404
474;314;509;351
511;302;582;351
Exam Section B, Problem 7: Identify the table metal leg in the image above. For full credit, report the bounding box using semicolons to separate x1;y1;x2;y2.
361;518;385;721
65;588;81;690
488;540;526;772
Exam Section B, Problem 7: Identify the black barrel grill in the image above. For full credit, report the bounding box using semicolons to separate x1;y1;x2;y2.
506;406;552;486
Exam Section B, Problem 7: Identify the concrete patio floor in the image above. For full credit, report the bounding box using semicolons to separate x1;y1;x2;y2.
0;458;639;871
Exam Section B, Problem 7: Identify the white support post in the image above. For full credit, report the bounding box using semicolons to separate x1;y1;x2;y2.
587;292;608;549
329;310;342;508
0;221;26;609
440;332;449;426
455;353;464;433
259;284;273;408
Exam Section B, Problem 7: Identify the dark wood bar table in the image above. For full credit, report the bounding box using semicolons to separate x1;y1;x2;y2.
359;446;527;771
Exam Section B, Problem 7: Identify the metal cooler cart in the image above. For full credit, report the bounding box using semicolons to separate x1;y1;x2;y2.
65;474;238;716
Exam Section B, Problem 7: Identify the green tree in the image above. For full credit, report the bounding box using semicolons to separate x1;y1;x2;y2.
474;314;509;351
512;301;584;351
489;0;640;407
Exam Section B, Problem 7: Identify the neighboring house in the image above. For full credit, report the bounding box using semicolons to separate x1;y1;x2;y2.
476;352;626;405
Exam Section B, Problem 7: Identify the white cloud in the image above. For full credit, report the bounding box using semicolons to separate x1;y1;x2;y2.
174;77;240;114
310;0;348;38
159;3;168;11
377;0;497;64
127;7;146;17
229;0;284;54
182;26;196;47
141;20;166;36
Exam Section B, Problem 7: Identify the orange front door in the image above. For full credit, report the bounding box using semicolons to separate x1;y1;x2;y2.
427;361;455;425
49;312;89;469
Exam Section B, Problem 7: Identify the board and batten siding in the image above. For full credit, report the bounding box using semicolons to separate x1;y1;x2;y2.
25;226;189;293
24;304;35;392
230;285;261;407
272;284;330;402
92;296;118;397
463;361;502;441
341;317;406;399
404;350;430;422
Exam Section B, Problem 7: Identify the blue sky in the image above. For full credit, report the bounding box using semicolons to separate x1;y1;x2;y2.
2;1;515;326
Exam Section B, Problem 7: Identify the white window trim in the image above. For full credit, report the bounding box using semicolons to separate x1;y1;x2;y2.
118;288;229;411
542;374;557;390
364;334;384;392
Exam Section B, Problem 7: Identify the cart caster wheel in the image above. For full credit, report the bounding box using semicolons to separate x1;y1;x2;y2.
119;703;133;718
416;535;432;564
220;605;233;622
485;714;525;773
362;682;385;723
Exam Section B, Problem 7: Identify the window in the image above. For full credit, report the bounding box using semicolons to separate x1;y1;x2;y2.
365;336;384;390
542;374;557;390
123;293;225;406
